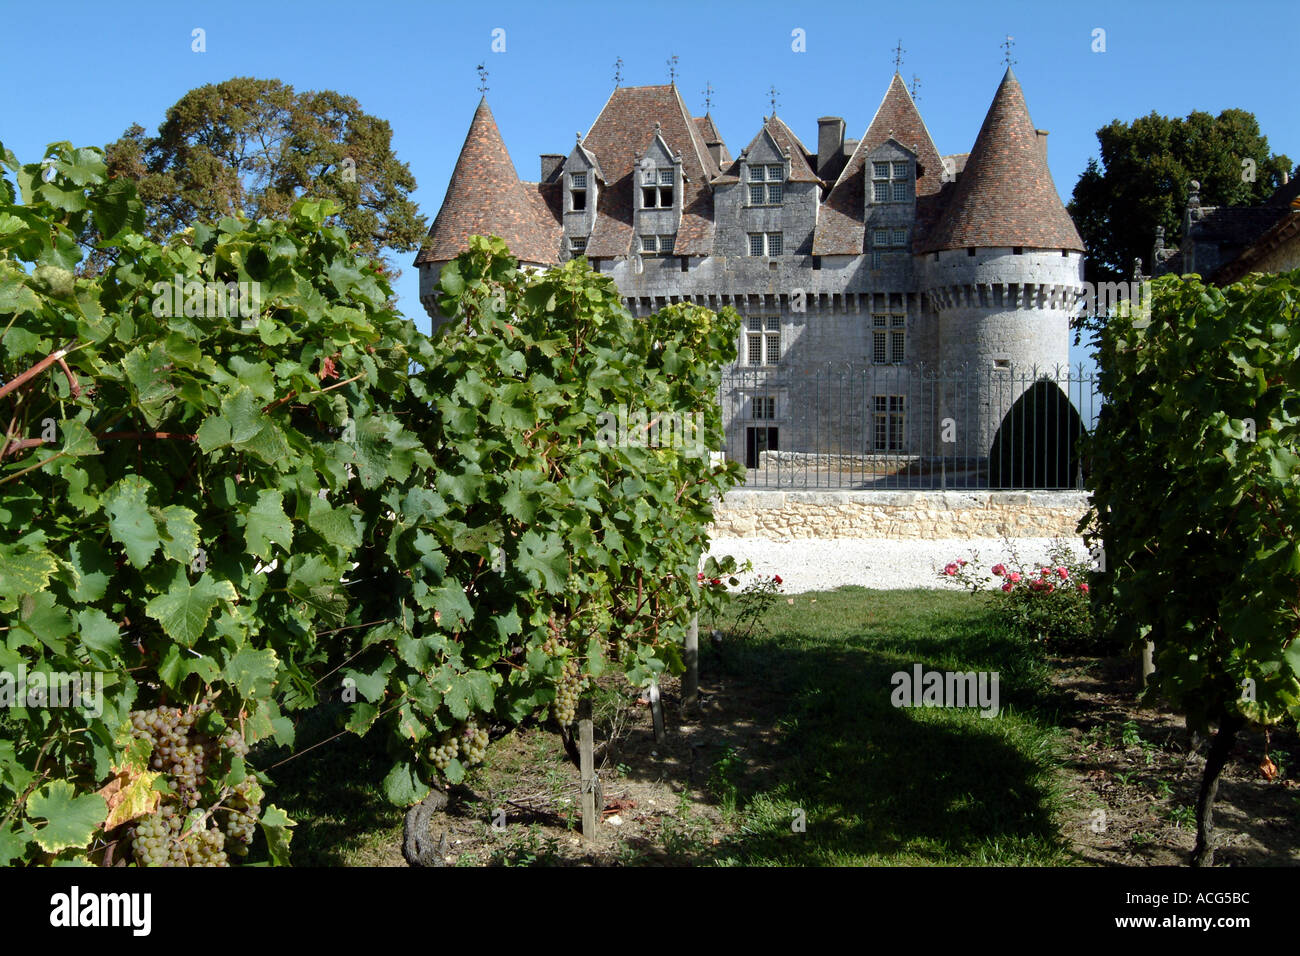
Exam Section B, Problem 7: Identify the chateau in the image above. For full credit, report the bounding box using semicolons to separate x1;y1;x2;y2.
417;68;1087;476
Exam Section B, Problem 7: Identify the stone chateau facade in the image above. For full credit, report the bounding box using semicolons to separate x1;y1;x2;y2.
417;68;1087;470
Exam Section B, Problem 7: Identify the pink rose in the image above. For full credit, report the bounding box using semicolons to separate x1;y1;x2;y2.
1079;583;1090;593
991;564;1007;577
959;559;968;566
1009;572;1022;583
697;572;706;581
944;563;959;575
1056;566;1069;579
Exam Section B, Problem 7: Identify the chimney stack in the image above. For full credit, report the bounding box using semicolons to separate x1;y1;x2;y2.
540;154;564;183
817;117;845;176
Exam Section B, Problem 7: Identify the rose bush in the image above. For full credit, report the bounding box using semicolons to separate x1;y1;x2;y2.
939;539;1096;647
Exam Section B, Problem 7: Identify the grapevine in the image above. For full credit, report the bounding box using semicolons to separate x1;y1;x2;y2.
0;147;743;862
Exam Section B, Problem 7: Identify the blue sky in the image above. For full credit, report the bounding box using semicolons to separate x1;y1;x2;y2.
2;0;1296;368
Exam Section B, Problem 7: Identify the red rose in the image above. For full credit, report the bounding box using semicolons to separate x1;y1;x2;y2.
711;578;722;586
1056;566;1069;579
944;563;959;575
774;575;783;585
1001;581;1014;592
991;563;1007;577
1079;583;1090;593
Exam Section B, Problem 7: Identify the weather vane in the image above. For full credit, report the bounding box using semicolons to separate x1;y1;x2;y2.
1002;35;1016;68
476;63;489;94
893;40;905;72
910;74;921;101
613;57;623;88
702;81;714;112
666;53;679;83
767;84;780;116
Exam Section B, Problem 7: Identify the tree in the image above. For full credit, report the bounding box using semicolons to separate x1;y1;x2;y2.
101;77;426;271
1067;110;1293;283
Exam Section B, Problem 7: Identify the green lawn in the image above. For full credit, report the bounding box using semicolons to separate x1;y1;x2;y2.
701;588;1072;866
267;588;1077;866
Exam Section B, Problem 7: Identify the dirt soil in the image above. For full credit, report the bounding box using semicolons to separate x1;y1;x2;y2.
371;671;770;866
386;653;1300;867
1053;653;1300;866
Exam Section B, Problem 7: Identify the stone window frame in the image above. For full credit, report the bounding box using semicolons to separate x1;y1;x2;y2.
872;394;906;451
746;162;786;206
570;171;588;211
871;158;912;205
640;165;675;209
871;314;907;365
639;234;676;256
743;315;781;366
748;232;783;257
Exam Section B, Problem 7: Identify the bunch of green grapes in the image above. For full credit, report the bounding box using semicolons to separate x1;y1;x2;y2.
185;823;229;867
550;660;588;725
129;805;229;867
131;702;217;810
460;720;489;766
127;698;257;865
129;806;181;867
220;777;261;857
428;733;460;772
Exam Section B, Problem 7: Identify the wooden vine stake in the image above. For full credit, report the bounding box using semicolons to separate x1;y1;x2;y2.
682;613;699;717
578;697;598;841
649;681;666;744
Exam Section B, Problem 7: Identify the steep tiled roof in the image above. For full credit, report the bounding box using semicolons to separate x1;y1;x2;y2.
716;115;821;185
581;84;716;257
694;114;733;169
919;69;1083;253
415;98;562;266
813;74;946;255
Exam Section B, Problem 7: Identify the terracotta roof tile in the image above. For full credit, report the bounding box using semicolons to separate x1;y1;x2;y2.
415;98;562;266
918;69;1083;253
581;84;716;257
813;74;946;256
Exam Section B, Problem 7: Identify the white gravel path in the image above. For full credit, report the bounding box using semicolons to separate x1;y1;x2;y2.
703;537;1090;593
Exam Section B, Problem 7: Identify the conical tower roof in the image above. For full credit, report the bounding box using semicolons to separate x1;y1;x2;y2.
919;69;1083;253
415;98;561;266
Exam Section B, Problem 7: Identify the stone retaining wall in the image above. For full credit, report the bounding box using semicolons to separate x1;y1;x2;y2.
709;489;1091;540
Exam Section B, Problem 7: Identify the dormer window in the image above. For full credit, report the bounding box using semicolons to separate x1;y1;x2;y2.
641;167;674;208
639;234;675;256
747;164;785;205
570;171;587;211
872;160;911;203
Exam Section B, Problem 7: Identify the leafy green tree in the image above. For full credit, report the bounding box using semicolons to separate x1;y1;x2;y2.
1068;110;1293;283
1085;269;1300;865
102;77;425;270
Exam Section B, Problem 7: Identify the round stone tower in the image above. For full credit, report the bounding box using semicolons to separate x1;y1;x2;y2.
917;68;1086;460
